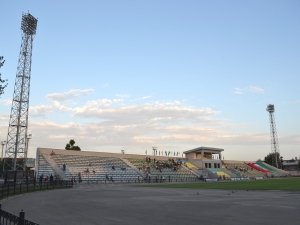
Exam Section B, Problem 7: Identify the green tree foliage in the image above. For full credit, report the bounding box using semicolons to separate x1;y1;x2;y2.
65;139;81;151
0;56;8;97
264;152;283;168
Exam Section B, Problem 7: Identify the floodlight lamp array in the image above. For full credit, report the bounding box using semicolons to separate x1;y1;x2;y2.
266;104;274;113
21;13;38;35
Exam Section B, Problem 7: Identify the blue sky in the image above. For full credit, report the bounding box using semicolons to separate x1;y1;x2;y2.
0;1;299;160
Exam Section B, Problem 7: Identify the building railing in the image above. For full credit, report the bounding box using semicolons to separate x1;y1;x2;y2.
0;203;39;225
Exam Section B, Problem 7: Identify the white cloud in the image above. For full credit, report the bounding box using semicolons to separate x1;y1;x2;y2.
140;96;151;100
52;101;72;112
116;94;130;99
233;88;243;95
0;99;12;105
131;96;152;101
9;98;299;160
0;114;9;121
30;105;54;118
101;84;109;88
72;100;220;127
246;86;264;94
46;89;94;102
233;86;264;94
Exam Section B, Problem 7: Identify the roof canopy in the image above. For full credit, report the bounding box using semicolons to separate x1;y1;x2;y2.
183;146;224;154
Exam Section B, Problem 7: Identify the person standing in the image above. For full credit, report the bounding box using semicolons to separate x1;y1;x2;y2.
25;174;29;185
39;174;43;185
50;174;53;185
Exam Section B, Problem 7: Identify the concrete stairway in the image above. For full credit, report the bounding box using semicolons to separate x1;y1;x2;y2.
181;164;201;178
43;154;68;180
222;168;239;178
121;158;145;177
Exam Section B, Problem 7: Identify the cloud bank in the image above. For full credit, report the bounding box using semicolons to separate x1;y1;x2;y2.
233;86;264;94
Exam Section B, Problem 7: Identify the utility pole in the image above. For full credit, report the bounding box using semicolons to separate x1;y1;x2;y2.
24;134;32;169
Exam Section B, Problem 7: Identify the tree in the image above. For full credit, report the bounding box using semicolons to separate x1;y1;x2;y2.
65;139;81;151
0;56;8;97
264;152;283;168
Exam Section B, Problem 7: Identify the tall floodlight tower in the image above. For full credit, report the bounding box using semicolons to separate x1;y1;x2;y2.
266;104;280;168
4;13;38;171
152;147;157;156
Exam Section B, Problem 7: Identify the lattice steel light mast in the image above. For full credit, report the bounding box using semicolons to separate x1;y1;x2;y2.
4;13;38;170
266;104;280;168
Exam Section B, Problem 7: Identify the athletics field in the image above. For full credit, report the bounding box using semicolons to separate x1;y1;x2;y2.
143;178;300;191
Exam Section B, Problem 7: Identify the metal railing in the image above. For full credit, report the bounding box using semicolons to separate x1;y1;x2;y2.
0;180;73;200
0;203;39;225
74;176;202;184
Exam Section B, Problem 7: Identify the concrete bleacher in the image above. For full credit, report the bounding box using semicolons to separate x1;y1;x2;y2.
223;162;264;179
51;154;141;182
36;148;198;183
256;162;289;177
36;148;292;183
126;158;198;181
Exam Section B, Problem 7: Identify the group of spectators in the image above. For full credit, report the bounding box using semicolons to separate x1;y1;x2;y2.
140;157;182;174
39;174;58;185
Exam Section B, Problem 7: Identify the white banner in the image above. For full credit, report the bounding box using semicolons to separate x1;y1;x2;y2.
205;178;218;182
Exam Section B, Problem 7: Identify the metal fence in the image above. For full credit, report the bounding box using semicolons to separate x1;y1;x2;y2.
0;180;73;200
77;176;202;184
0;203;39;225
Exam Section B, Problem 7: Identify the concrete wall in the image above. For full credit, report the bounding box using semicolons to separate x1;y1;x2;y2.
37;148;185;160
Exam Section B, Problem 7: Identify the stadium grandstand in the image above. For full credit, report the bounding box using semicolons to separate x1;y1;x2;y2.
35;146;291;183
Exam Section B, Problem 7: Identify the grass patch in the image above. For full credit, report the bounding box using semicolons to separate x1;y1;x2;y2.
141;178;300;191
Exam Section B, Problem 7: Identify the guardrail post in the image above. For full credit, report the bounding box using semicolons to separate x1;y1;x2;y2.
18;210;25;225
7;184;9;198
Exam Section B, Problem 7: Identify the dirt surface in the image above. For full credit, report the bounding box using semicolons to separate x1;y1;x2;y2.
2;183;300;225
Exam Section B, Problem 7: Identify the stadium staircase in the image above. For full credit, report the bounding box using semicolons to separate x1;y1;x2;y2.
36;154;56;178
205;168;219;179
221;168;238;178
183;160;213;179
181;164;201;178
227;168;241;177
44;154;68;180
121;158;145;177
